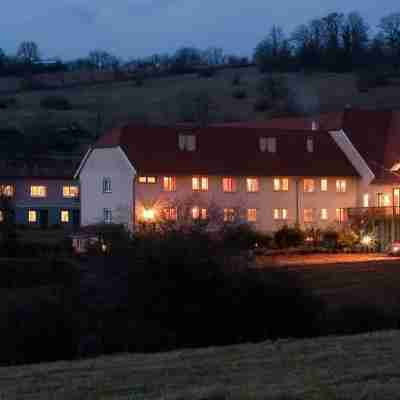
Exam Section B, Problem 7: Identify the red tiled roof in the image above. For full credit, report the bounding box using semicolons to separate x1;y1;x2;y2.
94;124;358;177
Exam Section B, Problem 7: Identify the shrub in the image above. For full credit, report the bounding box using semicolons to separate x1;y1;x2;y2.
337;228;359;250
274;226;305;249
232;88;247;99
40;95;71;110
322;229;339;249
253;97;270;112
220;223;270;250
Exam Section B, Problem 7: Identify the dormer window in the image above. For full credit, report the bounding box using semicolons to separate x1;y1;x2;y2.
178;134;196;151
307;137;314;153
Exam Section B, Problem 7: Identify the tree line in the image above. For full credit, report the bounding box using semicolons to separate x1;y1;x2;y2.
254;11;400;72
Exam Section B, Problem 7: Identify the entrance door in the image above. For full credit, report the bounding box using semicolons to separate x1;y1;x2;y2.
394;188;400;216
39;209;49;229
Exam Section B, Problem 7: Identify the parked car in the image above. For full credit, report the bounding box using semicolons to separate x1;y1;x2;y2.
387;241;400;256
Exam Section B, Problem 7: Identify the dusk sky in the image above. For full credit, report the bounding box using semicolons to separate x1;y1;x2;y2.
1;0;398;60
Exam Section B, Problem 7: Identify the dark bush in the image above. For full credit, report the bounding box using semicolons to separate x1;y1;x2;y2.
220;223;270;250
0;97;18;109
322;229;339;249
198;67;216;78
356;70;390;92
231;73;242;86
232;88;247;99
253;97;270;112
40;95;72;110
274;226;305;248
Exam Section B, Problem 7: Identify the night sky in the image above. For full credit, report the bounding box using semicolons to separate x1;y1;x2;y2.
1;0;397;60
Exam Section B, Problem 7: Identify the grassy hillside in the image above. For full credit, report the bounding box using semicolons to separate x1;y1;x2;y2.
1;330;400;399
1;68;400;143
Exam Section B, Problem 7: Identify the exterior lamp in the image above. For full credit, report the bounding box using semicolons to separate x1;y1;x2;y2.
143;208;155;222
361;235;372;247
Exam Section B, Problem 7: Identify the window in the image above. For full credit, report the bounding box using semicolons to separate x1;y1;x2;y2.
307;137;314;153
192;176;208;192
222;177;237;193
103;208;112;224
259;137;267;152
192;207;207;220
304;209;314;223
267;137;277;153
102;177;112;193
336;179;346;193
377;193;391;207
303;179;315;193
321;179;328;192
163;207;177;221
0;210;3;222
30;186;47;198
60;210;70;223
178;134;196;151
273;178;289;192
321;209;328;220
163;176;176;192
224;208;235;222
273;208;288;220
336;208;347;223
63;185;79;198
138;176;157;184
28;210;37;223
363;194;369;208
246;178;259;193
247;208;257;222
0;184;14;197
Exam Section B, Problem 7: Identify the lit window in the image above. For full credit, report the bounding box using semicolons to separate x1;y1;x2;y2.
363;194;369;208
304;209;314;223
321;179;328;192
178;134;196;151
247;208;257;222
246;178;259;193
273;178;289;191
138;176;157;184
163;207;177;221
30;186;47;198
192;207;207;220
336;179;346;193
303;179;315;193
259;137;267;152
28;210;37;223
273;208;288;220
224;208;235;222
222;177;237;193
192;176;208;192
282;208;288;220
267;137;277;153
102;178;112;193
0;210;3;222
321;209;328;220
61;210;69;223
307;137;314;153
63;185;79;198
103;208;112;224
336;208;347;223
378;193;391;207
163;176;176;192
0;184;14;197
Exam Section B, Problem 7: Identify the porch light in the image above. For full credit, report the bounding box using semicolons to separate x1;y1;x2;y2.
361;235;373;247
143;208;155;222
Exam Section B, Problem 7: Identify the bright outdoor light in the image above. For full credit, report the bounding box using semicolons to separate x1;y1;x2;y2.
361;235;373;246
143;208;155;222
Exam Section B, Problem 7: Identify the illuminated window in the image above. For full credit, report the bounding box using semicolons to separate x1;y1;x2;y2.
63;185;79;198
28;210;37;223
321;209;328;220
246;178;259;193
138;176;157;184
336;179;346;193
336;208;347;223
103;208;112;224
30;186;47;198
102;177;112;193
192;207;207;220
163;176;176;192
303;179;315;193
267;137;277;153
273;178;289;191
0;210;3;222
307;137;314;153
178;134;196;151
259;137;267;152
60;210;69;223
163;207;177;221
304;209;314;223
222;177;237;193
192;176;209;192
224;208;235;222
273;208;288;220
363;194;369;208
0;184;14;197
321;179;328;192
377;193;391;207
247;208;257;222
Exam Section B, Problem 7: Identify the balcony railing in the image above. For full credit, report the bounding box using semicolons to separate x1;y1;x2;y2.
347;206;400;220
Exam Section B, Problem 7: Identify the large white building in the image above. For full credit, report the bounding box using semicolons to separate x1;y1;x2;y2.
74;109;400;233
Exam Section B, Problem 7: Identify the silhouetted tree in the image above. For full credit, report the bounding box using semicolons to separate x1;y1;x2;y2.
17;41;40;64
379;12;400;69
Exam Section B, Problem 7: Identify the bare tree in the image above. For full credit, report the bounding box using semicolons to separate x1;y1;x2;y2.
17;41;40;63
202;47;224;65
88;50;118;71
379;12;400;68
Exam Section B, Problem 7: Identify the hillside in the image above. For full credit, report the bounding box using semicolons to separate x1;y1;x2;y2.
1;68;400;144
2;330;400;399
